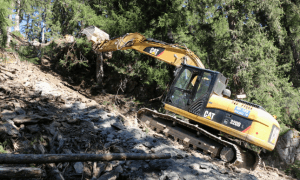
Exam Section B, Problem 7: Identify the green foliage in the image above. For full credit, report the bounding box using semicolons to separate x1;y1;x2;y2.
11;31;23;39
0;140;8;154
30;138;37;146
279;123;290;136
57;38;91;71
0;0;12;47
17;46;39;64
106;50;172;90
286;160;300;179
0;145;7;154
102;101;109;105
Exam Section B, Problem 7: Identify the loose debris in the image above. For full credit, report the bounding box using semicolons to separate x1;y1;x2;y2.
0;60;296;180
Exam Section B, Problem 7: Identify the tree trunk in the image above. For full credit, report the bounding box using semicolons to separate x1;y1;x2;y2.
0;153;171;164
25;15;30;39
14;0;21;32
96;53;104;85
41;10;46;44
6;14;12;47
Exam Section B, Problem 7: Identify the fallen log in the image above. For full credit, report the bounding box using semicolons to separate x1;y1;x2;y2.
0;153;172;164
0;167;44;178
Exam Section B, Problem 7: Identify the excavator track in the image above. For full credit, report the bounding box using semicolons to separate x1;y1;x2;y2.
137;108;261;170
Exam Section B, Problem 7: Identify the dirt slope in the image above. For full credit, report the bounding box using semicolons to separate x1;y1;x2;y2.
0;61;295;180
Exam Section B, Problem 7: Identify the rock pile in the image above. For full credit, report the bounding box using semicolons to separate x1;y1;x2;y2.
0;62;293;179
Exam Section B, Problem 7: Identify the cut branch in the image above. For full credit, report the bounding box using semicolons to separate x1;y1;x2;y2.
0;167;44;178
9;32;74;48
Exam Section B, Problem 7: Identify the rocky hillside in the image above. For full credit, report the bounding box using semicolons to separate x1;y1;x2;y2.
0;60;295;180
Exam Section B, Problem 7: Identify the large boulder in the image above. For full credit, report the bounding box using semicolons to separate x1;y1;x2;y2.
276;129;300;165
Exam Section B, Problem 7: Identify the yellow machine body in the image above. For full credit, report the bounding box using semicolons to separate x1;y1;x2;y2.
164;94;280;151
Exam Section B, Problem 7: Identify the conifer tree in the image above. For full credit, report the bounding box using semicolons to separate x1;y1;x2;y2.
0;0;12;47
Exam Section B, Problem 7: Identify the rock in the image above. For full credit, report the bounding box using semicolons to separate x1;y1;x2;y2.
161;171;180;180
176;154;184;159
149;159;172;170
296;149;300;161
111;145;125;153
0;123;20;138
1;110;17;120
111;122;124;130
57;139;65;152
115;165;123;173
276;129;300;165
37;144;46;154
130;161;142;171
143;164;149;169
105;162;113;172
13;102;26;115
200;164;208;169
239;174;259;180
74;162;84;173
63;149;72;154
189;163;200;170
98;170;119;180
12;115;27;122
84;163;92;177
26;124;40;133
219;168;228;174
143;141;153;148
97;162;107;174
233;166;241;173
107;133;115;142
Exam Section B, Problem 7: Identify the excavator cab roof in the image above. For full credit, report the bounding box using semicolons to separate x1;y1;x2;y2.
164;64;229;110
181;64;229;95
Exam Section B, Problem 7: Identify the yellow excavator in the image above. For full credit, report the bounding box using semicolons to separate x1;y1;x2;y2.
81;26;280;170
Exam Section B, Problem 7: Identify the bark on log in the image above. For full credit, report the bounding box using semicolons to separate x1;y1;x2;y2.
0;153;171;164
0;167;43;178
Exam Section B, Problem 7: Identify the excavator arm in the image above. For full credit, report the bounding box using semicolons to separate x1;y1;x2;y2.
81;26;205;69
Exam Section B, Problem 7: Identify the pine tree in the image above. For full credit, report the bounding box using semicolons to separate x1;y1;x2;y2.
0;0;12;47
280;0;300;87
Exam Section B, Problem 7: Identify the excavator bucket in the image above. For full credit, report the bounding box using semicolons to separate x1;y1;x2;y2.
81;26;109;44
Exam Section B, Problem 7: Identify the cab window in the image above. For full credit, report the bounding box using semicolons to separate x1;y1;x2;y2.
193;72;212;101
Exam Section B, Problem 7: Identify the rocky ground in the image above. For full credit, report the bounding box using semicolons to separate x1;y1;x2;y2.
0;60;296;180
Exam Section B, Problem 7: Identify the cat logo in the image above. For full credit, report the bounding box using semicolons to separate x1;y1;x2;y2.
143;47;165;57
204;111;215;120
149;47;159;55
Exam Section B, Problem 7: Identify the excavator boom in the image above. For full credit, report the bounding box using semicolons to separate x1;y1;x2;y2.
81;26;205;68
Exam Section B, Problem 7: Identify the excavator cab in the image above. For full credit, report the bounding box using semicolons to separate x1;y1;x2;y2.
164;64;229;116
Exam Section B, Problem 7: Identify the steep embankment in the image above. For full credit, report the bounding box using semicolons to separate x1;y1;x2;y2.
0;60;294;179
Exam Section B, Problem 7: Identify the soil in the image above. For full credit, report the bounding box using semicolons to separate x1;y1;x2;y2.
0;57;296;180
